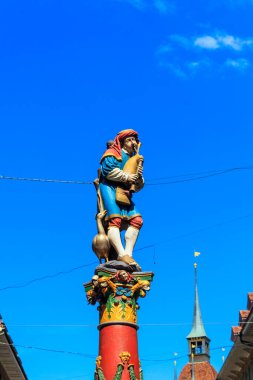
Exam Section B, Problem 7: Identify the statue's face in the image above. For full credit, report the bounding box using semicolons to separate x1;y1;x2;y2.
120;352;131;364
92;275;99;286
123;136;138;155
118;270;128;282
96;356;102;366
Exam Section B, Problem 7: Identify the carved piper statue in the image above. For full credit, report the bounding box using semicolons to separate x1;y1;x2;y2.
85;130;153;379
92;129;144;271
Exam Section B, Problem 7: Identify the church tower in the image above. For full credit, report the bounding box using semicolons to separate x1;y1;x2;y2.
179;263;217;380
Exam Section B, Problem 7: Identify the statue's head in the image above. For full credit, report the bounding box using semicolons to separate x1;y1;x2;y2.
122;135;138;155
117;129;139;155
117;270;129;282
119;351;131;365
96;355;102;367
106;140;114;149
101;129;140;163
92;275;99;287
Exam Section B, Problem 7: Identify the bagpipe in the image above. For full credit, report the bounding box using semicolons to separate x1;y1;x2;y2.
116;142;144;206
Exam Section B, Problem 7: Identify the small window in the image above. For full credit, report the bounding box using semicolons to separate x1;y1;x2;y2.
191;342;196;354
196;341;203;354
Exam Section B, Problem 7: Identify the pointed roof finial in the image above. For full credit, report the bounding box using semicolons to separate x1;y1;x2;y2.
174;361;177;380
187;262;207;339
174;353;178;380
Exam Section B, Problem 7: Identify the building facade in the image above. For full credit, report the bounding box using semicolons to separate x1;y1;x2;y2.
217;293;253;380
0;316;27;380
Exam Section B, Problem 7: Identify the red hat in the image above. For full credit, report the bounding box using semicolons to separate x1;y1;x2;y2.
100;129;139;163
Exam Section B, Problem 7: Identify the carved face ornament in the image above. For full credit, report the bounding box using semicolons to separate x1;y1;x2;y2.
96;355;102;367
118;270;129;282
92;275;99;287
119;351;131;365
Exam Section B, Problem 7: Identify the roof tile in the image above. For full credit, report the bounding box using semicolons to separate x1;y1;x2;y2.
179;362;217;380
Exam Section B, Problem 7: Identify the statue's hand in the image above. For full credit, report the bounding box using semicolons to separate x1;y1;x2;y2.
137;165;143;177
127;174;138;184
97;210;107;220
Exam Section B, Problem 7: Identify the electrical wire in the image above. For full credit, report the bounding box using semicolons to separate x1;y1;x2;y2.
0;166;252;186
0;211;252;292
5;321;253;328
0;262;97;292
0;341;95;358
145;167;253;186
128;345;233;363
146;168;236;181
135;211;253;253
0;341;232;361
0;175;92;185
146;166;253;182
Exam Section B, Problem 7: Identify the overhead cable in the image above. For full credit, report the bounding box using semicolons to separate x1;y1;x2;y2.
5;321;253;327
0;166;252;186
0;262;97;292
135;211;253;252
0;341;232;361
0;341;95;358
145;167;253;186
0;175;92;185
0;212;252;292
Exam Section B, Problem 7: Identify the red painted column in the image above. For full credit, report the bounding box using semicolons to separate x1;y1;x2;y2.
84;268;153;379
99;323;139;379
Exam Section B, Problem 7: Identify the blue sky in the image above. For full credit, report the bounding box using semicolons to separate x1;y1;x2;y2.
0;0;253;379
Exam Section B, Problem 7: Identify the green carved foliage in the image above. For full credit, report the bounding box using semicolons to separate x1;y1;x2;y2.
113;364;124;380
128;365;137;380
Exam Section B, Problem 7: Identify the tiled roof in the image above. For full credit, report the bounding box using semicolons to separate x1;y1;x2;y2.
231;325;242;342
247;292;253;310
179;362;217;380
230;292;253;342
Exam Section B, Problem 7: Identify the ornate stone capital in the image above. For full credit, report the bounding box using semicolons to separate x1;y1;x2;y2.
84;268;153;325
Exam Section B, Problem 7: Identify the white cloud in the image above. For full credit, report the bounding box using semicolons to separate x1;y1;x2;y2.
118;0;175;13
225;58;250;71
188;59;212;70
157;32;253;77
194;33;253;51
218;35;242;50
153;0;175;13
194;36;219;49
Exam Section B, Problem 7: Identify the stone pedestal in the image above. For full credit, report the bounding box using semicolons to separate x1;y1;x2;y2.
84;266;154;380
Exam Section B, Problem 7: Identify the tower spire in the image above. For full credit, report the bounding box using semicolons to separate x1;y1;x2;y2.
186;263;210;363
187;263;207;339
178;260;218;379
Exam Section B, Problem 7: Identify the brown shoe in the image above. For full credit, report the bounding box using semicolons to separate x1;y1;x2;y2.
119;255;139;267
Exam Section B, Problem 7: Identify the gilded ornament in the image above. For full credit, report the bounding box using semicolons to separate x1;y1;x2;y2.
119;351;131;365
84;268;153;324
